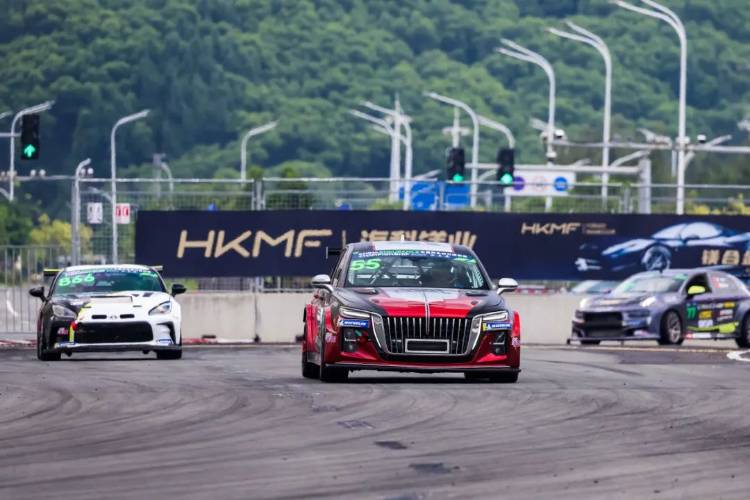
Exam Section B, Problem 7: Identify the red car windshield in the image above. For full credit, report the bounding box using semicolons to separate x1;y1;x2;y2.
345;250;488;289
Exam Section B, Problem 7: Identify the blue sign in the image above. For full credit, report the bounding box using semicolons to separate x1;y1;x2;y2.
484;321;513;331
553;176;569;192
444;182;470;208
410;182;438;211
512;175;525;192
340;319;370;328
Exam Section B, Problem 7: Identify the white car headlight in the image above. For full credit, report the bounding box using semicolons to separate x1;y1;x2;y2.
640;296;657;307
482;310;509;322
149;301;172;315
52;304;76;318
339;307;370;319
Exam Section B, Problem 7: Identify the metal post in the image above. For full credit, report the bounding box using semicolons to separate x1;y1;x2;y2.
110;109;149;264
614;0;687;214
71;158;92;265
548;22;612;200
240;120;278;181
638;157;652;214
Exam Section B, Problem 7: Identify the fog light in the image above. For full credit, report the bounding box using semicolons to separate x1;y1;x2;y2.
155;325;171;337
491;332;507;355
343;329;359;353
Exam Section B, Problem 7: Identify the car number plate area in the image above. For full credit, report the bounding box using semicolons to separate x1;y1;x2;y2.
405;339;450;354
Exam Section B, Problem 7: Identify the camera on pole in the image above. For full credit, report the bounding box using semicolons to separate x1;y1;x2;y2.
497;147;515;185
446;147;465;182
20;114;40;160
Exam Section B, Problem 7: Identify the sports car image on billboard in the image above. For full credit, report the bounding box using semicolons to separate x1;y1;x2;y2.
30;265;186;360
571;269;750;346
575;222;750;275
301;241;521;383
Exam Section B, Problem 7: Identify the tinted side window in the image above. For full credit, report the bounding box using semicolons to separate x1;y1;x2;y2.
710;273;740;294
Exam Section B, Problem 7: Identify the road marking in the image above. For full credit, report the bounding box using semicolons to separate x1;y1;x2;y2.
727;350;750;362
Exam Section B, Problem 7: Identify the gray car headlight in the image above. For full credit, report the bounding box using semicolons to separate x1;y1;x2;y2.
339;307;370;319
149;301;172;315
52;304;76;318
482;311;509;322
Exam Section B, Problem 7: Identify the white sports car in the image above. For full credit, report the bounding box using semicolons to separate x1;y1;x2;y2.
30;265;185;360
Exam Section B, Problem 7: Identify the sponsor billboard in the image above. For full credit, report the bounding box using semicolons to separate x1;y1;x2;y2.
135;210;750;279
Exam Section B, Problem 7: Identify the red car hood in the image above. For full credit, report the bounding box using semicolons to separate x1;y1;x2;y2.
365;288;490;318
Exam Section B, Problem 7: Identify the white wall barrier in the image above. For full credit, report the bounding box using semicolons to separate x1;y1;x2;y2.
178;292;583;345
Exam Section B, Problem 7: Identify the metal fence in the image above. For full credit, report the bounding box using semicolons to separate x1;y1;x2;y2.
70;176;750;268
0;246;64;335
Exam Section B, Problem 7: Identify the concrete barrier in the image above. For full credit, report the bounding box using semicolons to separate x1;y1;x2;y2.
178;292;584;344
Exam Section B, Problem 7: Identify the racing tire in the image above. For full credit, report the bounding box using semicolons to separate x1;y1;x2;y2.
658;310;684;346
301;350;318;379
641;246;671;272
36;332;61;362
156;349;182;360
464;371;519;384
317;329;348;383
736;314;750;348
580;339;601;346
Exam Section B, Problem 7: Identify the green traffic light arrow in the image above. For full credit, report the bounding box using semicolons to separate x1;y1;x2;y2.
23;144;36;158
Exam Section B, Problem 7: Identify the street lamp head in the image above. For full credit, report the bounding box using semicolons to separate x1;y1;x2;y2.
38;169;46;177
86;167;94;176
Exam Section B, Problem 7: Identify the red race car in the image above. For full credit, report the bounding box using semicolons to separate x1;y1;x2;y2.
301;241;521;383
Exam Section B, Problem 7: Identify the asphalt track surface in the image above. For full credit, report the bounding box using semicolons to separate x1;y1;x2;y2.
1;345;749;499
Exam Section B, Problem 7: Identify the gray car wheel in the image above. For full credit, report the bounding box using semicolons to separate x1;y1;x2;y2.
736;314;750;348
658;310;683;345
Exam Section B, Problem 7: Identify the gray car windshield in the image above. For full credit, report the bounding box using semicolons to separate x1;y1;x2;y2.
612;274;686;295
345;250;488;289
52;268;165;296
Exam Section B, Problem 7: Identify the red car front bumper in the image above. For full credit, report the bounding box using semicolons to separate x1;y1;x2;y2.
320;312;521;373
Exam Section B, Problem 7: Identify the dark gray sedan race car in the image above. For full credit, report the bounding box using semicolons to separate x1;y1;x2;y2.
571;269;750;347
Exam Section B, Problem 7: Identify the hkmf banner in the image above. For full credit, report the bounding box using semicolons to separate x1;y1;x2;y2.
135;210;750;279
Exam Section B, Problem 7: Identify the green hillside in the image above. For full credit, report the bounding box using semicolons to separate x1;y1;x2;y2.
1;0;749;195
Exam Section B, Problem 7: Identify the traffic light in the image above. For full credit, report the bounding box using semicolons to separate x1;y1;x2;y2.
446;147;465;182
20;114;40;160
497;147;515;186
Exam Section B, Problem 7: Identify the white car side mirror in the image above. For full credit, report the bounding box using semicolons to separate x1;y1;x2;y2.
311;274;334;293
497;278;518;295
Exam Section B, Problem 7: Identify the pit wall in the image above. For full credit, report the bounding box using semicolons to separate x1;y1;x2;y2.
178;293;583;344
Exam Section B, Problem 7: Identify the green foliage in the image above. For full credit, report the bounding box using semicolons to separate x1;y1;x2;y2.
28;214;92;251
1;0;749;198
0;201;34;245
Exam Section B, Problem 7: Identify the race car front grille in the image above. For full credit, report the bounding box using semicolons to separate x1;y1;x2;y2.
582;312;623;327
74;322;153;344
382;316;471;355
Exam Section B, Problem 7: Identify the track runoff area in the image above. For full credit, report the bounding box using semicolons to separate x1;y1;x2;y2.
0;342;748;499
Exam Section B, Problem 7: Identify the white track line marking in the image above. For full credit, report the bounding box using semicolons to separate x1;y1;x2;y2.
727;350;750;362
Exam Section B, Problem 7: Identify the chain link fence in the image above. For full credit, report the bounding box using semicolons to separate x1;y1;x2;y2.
0;245;65;335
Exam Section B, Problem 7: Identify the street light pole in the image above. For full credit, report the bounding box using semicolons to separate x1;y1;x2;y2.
7;101;54;201
497;40;556;163
240;120;278;181
71;158;92;265
110;109;149;264
548;22;612;199
362;100;413;196
424;91;480;207
477;115;515;149
613;0;687;214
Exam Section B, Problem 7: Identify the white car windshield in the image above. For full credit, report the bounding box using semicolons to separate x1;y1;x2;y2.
52;268;165;296
612;274;686;295
345;249;488;289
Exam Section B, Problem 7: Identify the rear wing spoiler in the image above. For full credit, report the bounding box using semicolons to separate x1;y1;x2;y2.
43;268;61;278
149;265;164;272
